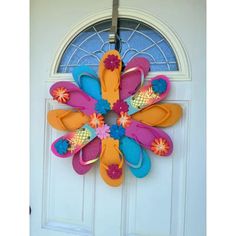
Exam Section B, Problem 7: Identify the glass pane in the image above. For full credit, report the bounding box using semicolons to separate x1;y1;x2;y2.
57;18;178;73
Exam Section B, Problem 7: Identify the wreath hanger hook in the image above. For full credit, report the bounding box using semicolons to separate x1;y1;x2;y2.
109;0;120;51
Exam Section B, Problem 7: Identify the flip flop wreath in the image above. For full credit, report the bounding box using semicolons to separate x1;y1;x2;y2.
48;50;183;187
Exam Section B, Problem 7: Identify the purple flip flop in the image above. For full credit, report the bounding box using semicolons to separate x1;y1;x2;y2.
120;58;150;100
72;138;101;175
125;119;173;156
50;81;97;115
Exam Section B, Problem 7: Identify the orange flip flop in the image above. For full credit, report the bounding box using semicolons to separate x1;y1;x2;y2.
100;138;124;187
131;104;182;127
98;50;122;106
47;109;89;131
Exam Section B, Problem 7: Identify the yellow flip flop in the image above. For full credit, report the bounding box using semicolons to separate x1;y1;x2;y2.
47;109;89;131
131;104;182;127
100;138;124;187
98;50;122;106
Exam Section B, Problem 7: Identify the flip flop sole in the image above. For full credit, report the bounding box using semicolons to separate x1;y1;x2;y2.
131;104;182;127
99;50;122;106
120;137;151;178
72;138;101;175
47;109;89;131
50;81;97;115
99;138;124;187
120;57;150;100
72;66;102;100
125;119;173;156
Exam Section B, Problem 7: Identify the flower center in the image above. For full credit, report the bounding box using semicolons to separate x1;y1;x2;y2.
157;144;164;150
107;164;122;179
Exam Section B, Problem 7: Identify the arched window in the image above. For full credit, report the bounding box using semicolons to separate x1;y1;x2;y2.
57;18;178;73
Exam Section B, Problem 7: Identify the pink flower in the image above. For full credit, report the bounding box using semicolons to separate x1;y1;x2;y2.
107;164;122;179
103;54;121;71
96;124;110;139
112;100;129;114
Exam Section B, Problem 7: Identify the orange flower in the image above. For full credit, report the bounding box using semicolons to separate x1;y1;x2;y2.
89;113;104;128
52;87;70;103
117;112;131;128
151;138;170;156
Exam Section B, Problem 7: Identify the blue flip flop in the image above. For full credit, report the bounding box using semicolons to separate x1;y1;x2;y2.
72;66;102;100
120;136;151;178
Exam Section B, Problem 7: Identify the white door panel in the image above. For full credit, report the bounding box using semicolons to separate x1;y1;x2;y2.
30;0;205;236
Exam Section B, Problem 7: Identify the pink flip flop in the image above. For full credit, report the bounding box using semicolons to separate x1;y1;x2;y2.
72;138;101;175
51;124;97;158
125;119;173;156
50;81;97;115
125;75;171;115
120;58;150;100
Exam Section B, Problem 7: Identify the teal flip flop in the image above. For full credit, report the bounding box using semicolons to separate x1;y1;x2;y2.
72;66;102;100
120;136;151;178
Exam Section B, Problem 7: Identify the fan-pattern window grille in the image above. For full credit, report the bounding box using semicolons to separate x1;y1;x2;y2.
57;18;178;73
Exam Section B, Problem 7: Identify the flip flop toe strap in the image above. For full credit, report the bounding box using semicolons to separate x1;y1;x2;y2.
100;144;124;170
56;110;73;130
56;110;86;130
78;149;99;166
125;148;144;169
76;72;99;88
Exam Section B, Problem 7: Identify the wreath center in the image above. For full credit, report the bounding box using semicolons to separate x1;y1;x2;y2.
104;110;119;126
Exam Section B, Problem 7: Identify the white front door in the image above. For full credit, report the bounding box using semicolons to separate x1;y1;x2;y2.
30;0;206;236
